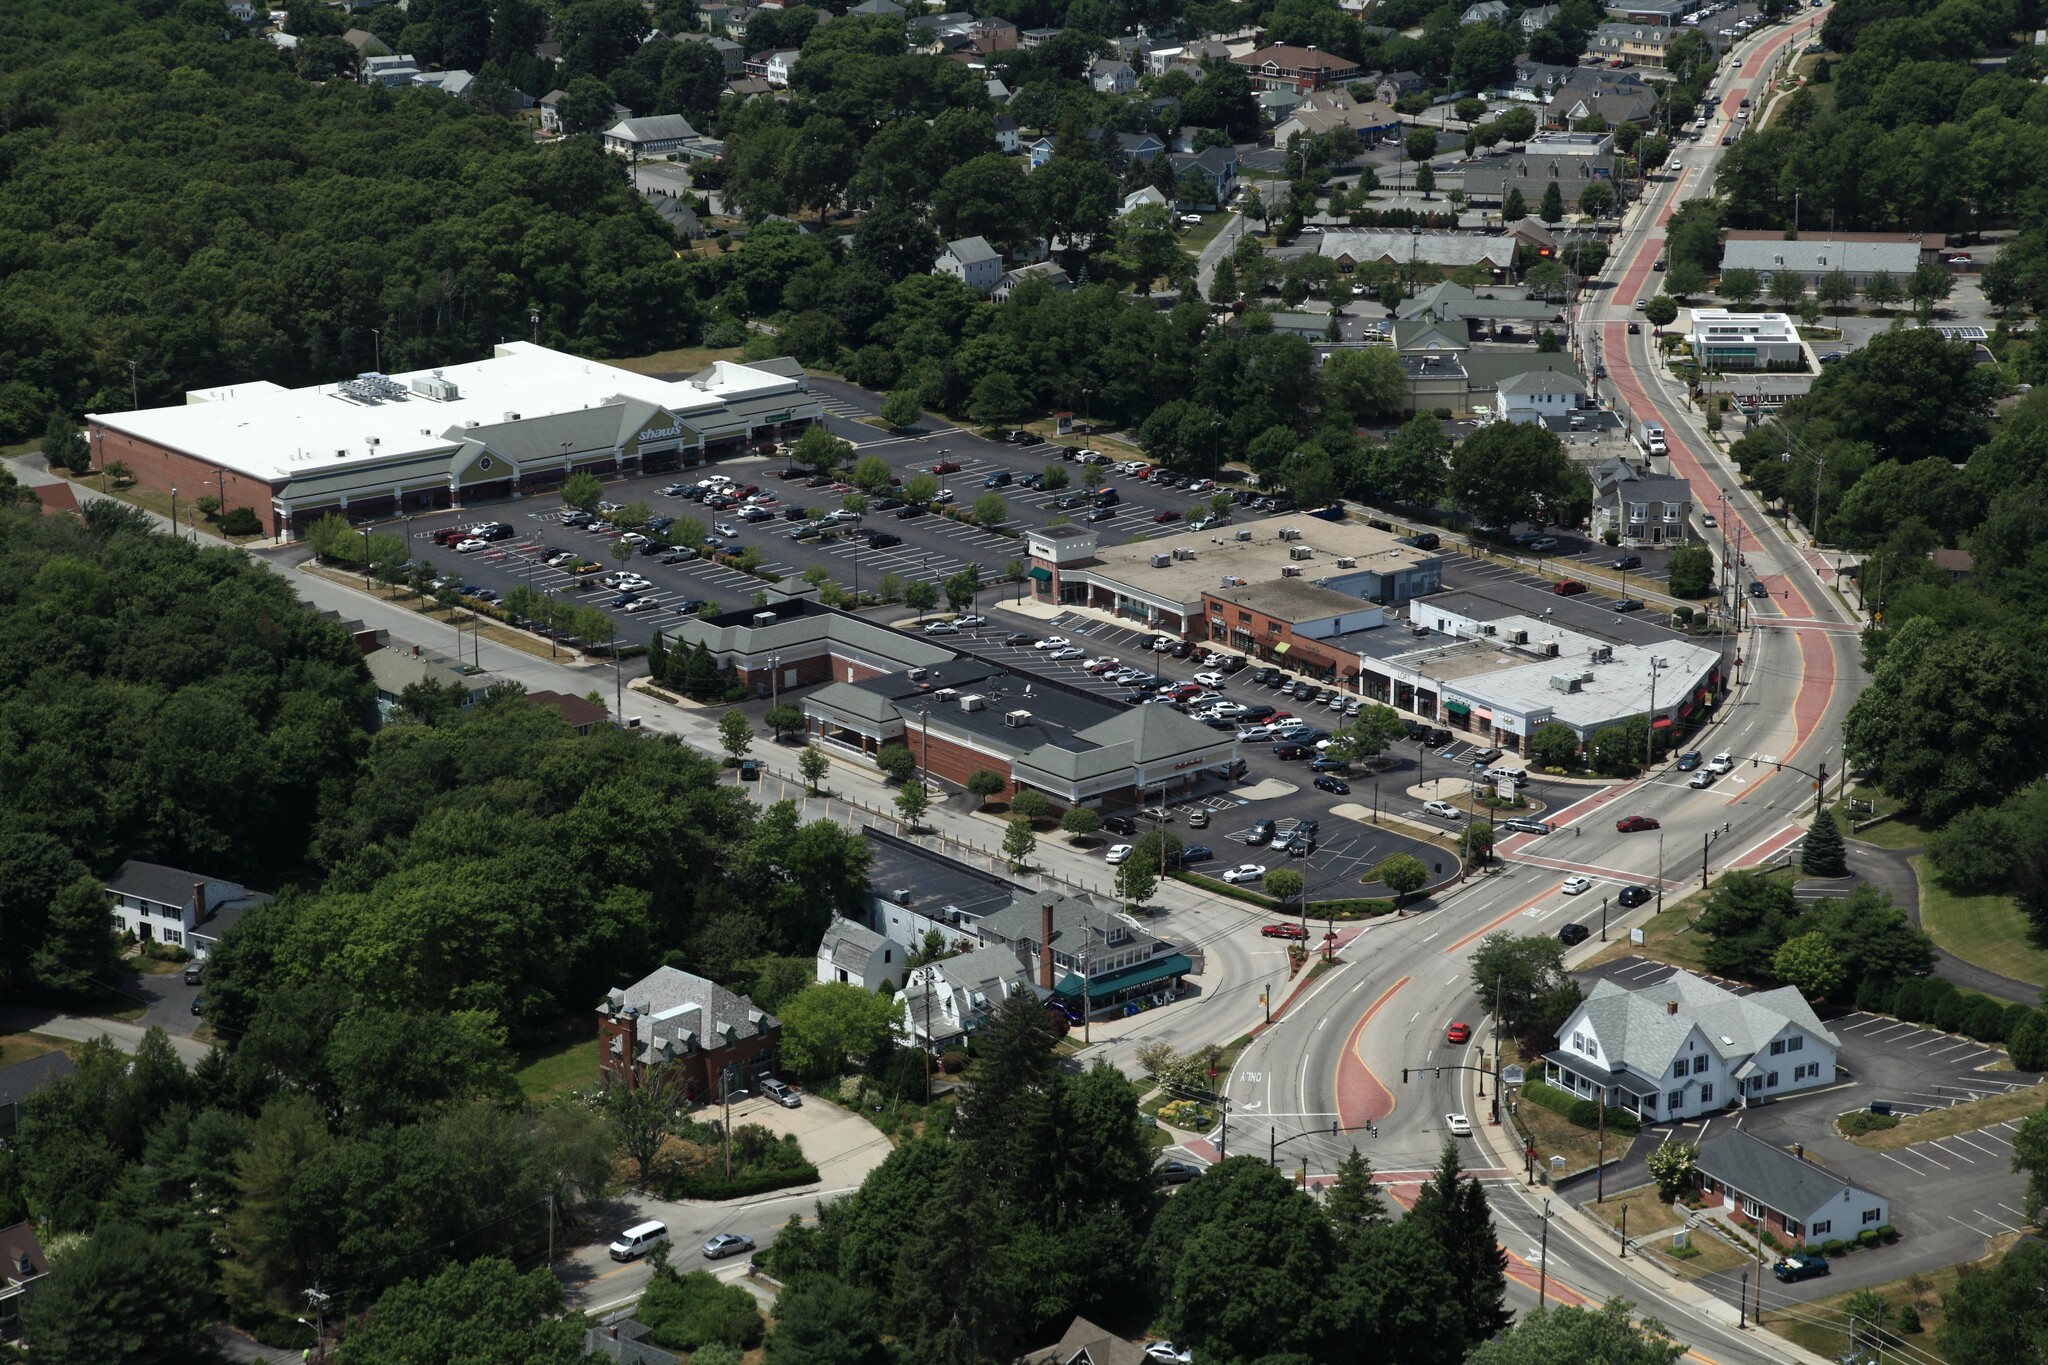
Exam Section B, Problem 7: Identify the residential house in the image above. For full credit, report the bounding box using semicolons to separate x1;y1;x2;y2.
725;75;772;98
1687;310;1806;371
538;88;570;133
226;0;257;23
761;48;801;85
1520;4;1561;34
414;69;475;98
975;890;1193;1015
1025;1317;1151;1365
341;27;392;57
995;261;1072;301
1461;0;1510;22
993;114;1021;153
1589;22;1678;67
1548;73;1657;128
817;916;907;992
526;688;613;734
365;642;489;723
975;14;1020;49
896;944;1040;1049
1088;57;1137;94
0;1053;76;1142
1120;185;1168;217
1593;460;1693;544
698;2;733;31
0;1224;50;1341
1502;61;1575;102
1375;70;1427;105
104;859;268;955
935;236;1004;292
583;1313;680;1365
1019;26;1063;47
1273;90;1405;148
719;8;755;38
360;53;420;86
1168;146;1238;207
677;31;745;73
1544;968;1840;1123
595;966;782;1101
845;0;903;14
1694;1130;1889;1247
1718;235;1926;292
1231;44;1367;93
602;113;702;158
1027;134;1058;170
265;30;299;51
1462;131;1615;211
1256;86;1307;120
1495;369;1587;423
1319;230;1519;276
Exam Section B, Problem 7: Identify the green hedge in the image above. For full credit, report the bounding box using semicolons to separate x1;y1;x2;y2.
1172;871;1396;920
1521;1077;1640;1135
668;1164;820;1201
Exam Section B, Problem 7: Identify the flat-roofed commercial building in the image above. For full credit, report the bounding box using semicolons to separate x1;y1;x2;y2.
1024;516;1446;638
86;344;822;539
1687;311;1806;371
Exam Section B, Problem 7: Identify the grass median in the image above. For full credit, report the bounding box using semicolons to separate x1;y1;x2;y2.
1913;854;2048;987
1841;1082;2048;1151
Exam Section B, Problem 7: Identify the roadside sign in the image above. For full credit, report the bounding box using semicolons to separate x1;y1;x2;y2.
1503;1065;1525;1086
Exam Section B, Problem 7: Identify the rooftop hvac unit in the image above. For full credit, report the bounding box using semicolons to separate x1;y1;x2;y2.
1289;545;1312;560
1235;529;1253;542
960;694;987;713
1335;556;1356;568
1150;553;1171;568
1173;547;1196;560
1282;565;1302;577
1409;623;1429;635
752;611;777;627
1590;644;1613;663
934;688;958;703
1509;628;1528;645
504;412;521;422
1536;640;1560;657
907;667;928;682
1278;527;1302;541
335;449;349;458
1004;709;1032;728
1482;624;1497;636
1549;673;1583;694
366;437;380;446
411;375;460;401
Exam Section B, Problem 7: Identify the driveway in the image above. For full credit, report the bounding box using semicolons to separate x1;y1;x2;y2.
557;1091;893;1314
1836;836;2040;1004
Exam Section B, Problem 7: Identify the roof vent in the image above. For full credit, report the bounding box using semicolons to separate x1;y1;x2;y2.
1282;565;1302;577
1289;545;1312;560
1590;644;1613;663
960;694;987;712
1278;527;1302;541
1509;628;1528;645
934;688;958;703
1235;528;1253;541
1004;708;1032;728
1150;553;1171;568
1335;556;1356;568
504;412;520;422
752;611;777;627
908;667;928;682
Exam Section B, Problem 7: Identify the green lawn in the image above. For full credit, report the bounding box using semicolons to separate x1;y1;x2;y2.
1840;808;1936;850
513;1036;598;1101
1913;854;2048;987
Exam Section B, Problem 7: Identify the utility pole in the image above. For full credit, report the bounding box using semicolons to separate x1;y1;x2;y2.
1702;831;1710;890
1644;656;1667;772
547;1193;555;1266
125;358;139;411
1657;832;1666;912
1810;452;1825;546
1596;1093;1606;1202
722;1068;733;1180
1538;1199;1552;1309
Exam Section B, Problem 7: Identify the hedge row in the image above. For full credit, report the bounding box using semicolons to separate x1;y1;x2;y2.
1855;974;2048;1067
1521;1077;1641;1135
668;1164;820;1201
1171;871;1396;920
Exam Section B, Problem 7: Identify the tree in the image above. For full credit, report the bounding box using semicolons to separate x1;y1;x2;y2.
1769;269;1806;309
1116;854;1160;908
1454;96;1487;125
1448;421;1590;532
1862;269;1902;312
1375;854;1430;907
966;769;1005;808
760;703;805;742
599;1075;683;1187
798;744;829;793
895;778;932;828
1406;1142;1511;1344
1061;806;1101;840
1451;24;1517;94
638;1261;763;1354
1720;267;1762;307
1324;1147;1390;1246
1938;1237;2048;1361
1470;932;1573;1039
792;425;852;477
21;1220;215;1364
1003;816;1037;871
1818;268;1857;315
1841;1289;1892;1357
942;565;981;613
335;1259;583;1365
1666;260;1708;299
1693;871;1801;981
1643;295;1679;333
1503;187;1527;221
1327;704;1407;764
880;388;923;431
971;493;1008;527
1666;543;1714;597
1771;932;1845;1000
971;372;1025;431
1539;181;1565;224
40;414;91;475
1465;1298;1686;1365
1529;721;1581;769
901;579;940;622
718;708;754;767
1578;180;1615;219
33;875;119;994
762;1275;892;1365
1319;347;1405;424
1802;808;1848;877
779;983;902;1079
1644;1140;1699;1201
1907;261;1954;320
1265;868;1305;909
980;790;1041;830
1414;163;1436;198
849;454;894;496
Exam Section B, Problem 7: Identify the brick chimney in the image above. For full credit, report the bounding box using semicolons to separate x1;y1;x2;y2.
1666;999;1678;1015
191;882;207;928
1039;902;1055;989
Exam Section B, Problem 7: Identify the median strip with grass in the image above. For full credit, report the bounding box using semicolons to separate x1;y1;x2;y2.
1913;853;2048;987
1840;1081;2048;1151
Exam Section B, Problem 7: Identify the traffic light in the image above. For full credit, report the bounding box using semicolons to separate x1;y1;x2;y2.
1434;1066;1442;1078
1368;1121;1378;1138
1402;1068;1410;1084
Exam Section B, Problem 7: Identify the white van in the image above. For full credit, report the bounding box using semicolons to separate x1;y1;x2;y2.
1423;799;1464;821
609;1221;670;1261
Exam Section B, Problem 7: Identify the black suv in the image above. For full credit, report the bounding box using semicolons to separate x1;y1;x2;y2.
1558;923;1590;946
1101;814;1137;837
865;530;903;549
1246;819;1277;846
1617;885;1653;908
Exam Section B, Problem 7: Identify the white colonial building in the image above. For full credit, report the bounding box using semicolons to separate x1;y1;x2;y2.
894;945;1037;1051
816;916;907;993
1544;969;1839;1122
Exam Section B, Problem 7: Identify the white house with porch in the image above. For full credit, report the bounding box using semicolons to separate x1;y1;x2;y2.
1544;969;1839;1123
894;945;1038;1050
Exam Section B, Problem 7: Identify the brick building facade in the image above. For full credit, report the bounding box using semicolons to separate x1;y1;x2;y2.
596;967;782;1103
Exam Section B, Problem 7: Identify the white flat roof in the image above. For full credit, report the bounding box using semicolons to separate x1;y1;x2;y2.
90;343;805;485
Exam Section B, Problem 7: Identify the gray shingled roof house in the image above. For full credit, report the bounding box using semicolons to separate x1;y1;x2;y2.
1693;1129;1888;1246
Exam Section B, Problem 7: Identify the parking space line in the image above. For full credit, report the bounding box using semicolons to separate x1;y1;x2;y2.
1908;1033;1958;1049
1951;1132;2008;1159
1860;1022;1920;1040
1928;1138;1977;1162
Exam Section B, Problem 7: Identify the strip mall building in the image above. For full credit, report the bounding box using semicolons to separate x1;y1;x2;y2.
85;343;822;539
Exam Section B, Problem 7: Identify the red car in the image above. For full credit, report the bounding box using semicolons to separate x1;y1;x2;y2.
1552;579;1587;596
932;460;962;474
1445;1022;1471;1044
1615;815;1661;833
1154;509;1179;523
1261;923;1308;940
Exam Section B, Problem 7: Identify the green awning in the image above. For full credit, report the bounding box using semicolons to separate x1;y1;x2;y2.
1271;641;1291;654
1053;952;1193;1000
1028;566;1053;581
1444;700;1471;715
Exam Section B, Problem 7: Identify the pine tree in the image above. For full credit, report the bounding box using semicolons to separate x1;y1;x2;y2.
1503;187;1526;221
1802;808;1848;877
1406;1141;1510;1346
1539;181;1565;224
1324;1147;1390;1251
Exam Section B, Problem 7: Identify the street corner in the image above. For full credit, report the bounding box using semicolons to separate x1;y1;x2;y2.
1413;777;1475;802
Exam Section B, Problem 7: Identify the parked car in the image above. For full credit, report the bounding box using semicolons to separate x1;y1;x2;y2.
760;1077;801;1108
1222;864;1267;884
931;460;962;474
1178;844;1214;864
1558;923;1590;946
1773;1253;1830;1283
1501;818;1552;835
1618;885;1653;908
1613;598;1645;613
1615;815;1661;833
1314;775;1352;795
1245;819;1276;845
1102;814;1137;836
1552;579;1588;596
1613;554;1642;570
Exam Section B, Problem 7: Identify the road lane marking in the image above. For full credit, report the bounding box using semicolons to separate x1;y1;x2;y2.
1442;882;1565;954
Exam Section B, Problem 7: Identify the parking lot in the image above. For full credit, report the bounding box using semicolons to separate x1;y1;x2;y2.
1572;956;2044;1301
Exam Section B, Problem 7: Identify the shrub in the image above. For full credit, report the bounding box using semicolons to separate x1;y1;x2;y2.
1928;982;1968;1033
2009;1011;2048;1071
1895;1304;1921;1334
1822;1239;1847;1257
1837;1110;1899;1137
1521;1077;1640;1134
1877;1224;1896;1242
1857;1228;1882;1248
1854;975;1898;1014
668;1165;820;1200
2004;1003;2040;1045
638;1266;764;1352
1890;977;1931;1024
1963;994;2010;1042
220;506;262;536
939;1049;968;1074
